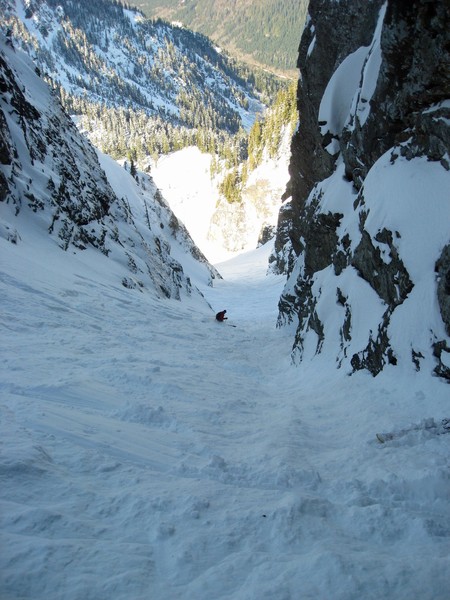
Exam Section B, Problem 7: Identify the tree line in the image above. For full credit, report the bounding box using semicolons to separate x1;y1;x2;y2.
219;80;298;204
137;0;309;73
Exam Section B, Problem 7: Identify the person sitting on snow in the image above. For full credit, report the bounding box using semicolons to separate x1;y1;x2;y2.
215;310;227;322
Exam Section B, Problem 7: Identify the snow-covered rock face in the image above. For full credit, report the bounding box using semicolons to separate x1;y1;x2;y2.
0;36;219;300
272;0;450;378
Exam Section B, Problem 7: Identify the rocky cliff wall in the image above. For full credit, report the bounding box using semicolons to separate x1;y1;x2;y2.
271;0;384;275
271;0;450;378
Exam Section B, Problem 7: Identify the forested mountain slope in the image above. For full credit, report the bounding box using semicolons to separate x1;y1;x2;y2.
135;0;309;74
1;0;280;161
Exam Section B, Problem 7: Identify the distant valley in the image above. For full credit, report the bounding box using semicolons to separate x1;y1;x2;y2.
135;0;309;75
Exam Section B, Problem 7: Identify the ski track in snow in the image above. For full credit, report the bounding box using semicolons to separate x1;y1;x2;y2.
1;244;450;600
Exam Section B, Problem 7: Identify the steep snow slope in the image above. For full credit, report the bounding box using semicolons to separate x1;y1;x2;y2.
1;11;449;600
1;236;449;600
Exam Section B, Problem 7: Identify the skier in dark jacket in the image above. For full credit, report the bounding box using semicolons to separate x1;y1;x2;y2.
215;310;227;322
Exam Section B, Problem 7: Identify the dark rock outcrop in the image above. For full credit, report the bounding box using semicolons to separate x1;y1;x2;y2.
271;0;384;275
342;0;450;186
436;244;450;337
272;0;450;378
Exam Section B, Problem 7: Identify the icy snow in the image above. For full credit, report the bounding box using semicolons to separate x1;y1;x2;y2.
1;226;450;599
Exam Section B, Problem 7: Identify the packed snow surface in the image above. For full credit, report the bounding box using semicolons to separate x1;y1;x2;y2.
1;235;450;599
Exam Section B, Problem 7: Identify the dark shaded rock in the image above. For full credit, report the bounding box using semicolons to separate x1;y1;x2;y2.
305;211;343;276
257;224;276;247
0;111;12;167
342;0;450;186
273;0;450;378
351;229;414;308
433;340;450;381
350;310;397;376
436;244;450;337
271;0;384;274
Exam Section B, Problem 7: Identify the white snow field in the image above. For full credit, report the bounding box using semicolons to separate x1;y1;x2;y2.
1;236;450;600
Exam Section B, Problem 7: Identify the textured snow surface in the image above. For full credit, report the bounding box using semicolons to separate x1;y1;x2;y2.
1;15;449;598
1;235;449;600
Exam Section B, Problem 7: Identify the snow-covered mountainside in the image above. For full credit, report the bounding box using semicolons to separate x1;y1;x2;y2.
1;0;297;263
0;0;265;142
151;81;297;262
0;34;219;299
272;0;450;379
209;123;292;256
